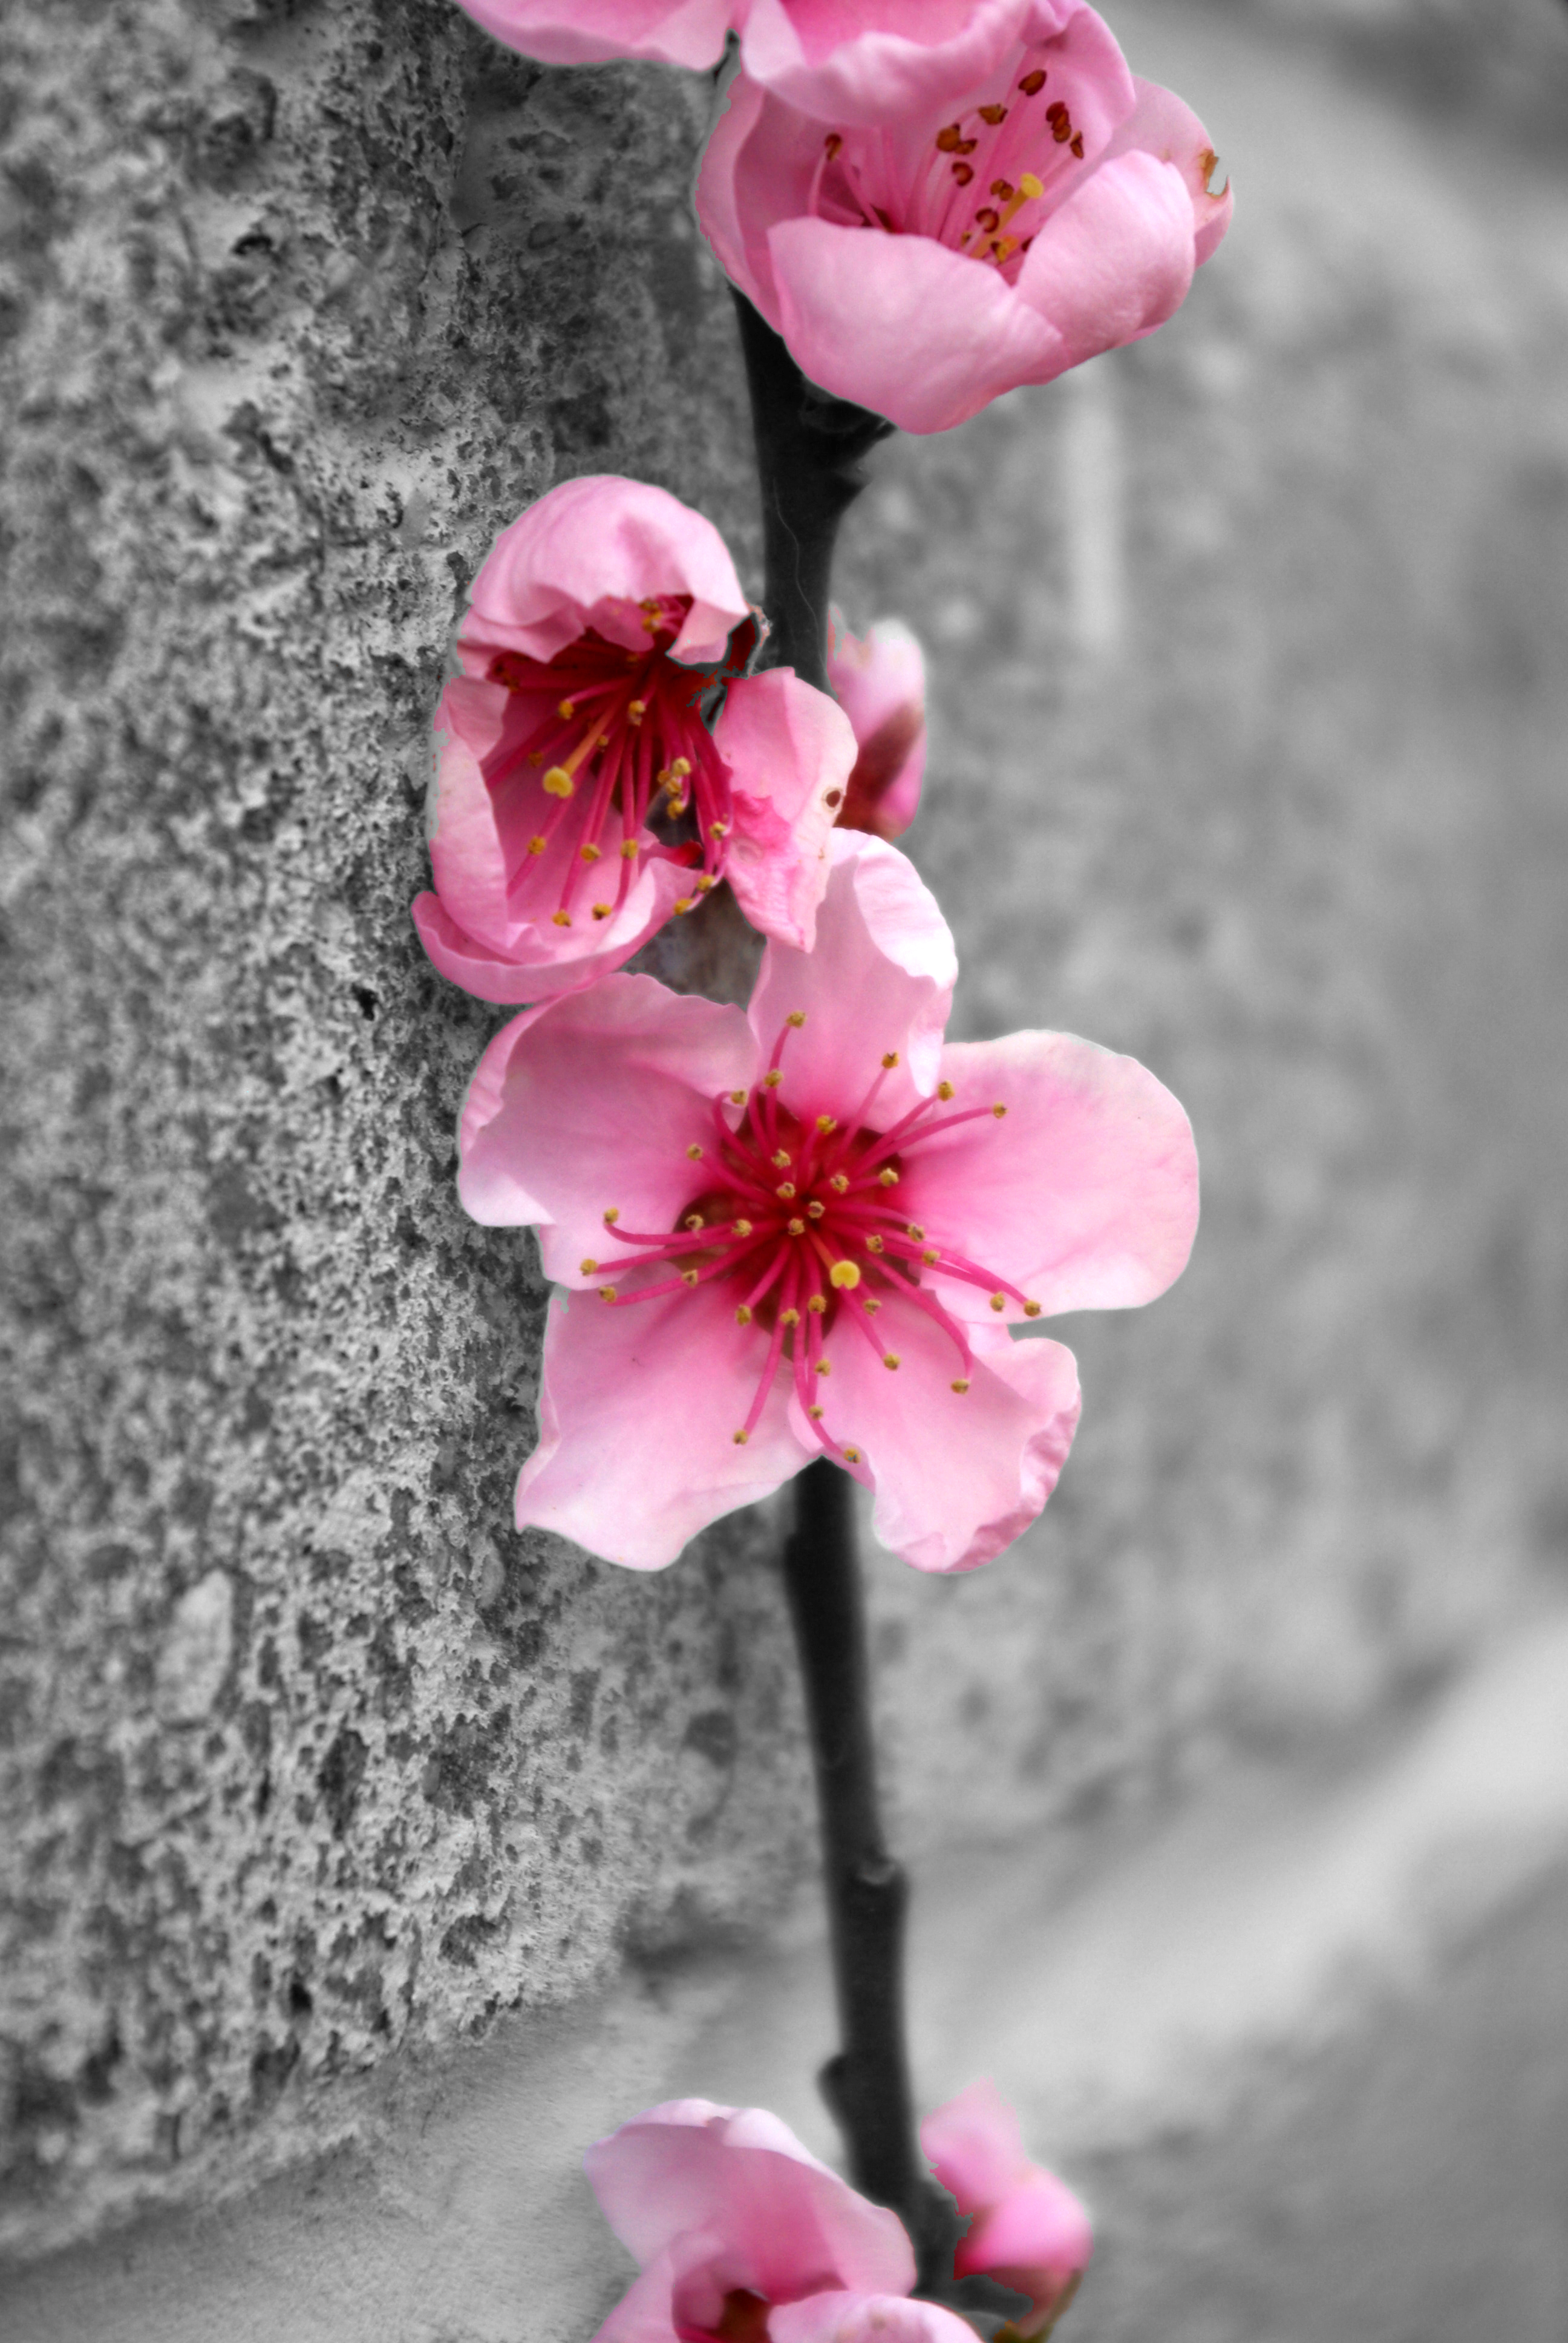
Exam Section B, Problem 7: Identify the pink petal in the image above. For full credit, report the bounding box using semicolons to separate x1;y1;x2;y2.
737;0;1045;128
718;667;857;949
768;2292;978;2343
516;1282;812;1568
694;66;789;318
826;613;926;841
462;476;748;668
748;833;956;1129
1100;74;1233;266
920;2079;1029;2212
1016;149;1195;369
956;2174;1094;2335
454;0;731;70
411;864;685;1005
766;217;1065;434
901;1031;1198;1323
456;976;756;1279
423;675;513;951
586;2103;916;2296
813;1313;1080;1575
591;2246;694;2343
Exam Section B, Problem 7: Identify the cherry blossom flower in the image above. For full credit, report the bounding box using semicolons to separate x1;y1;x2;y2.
827;610;926;842
922;2082;1092;2338
586;2098;976;2343
459;831;1197;1571
451;1;1078;131
696;6;1232;434
412;476;855;1003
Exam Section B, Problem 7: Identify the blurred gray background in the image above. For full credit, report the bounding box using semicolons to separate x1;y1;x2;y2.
2;0;1567;2336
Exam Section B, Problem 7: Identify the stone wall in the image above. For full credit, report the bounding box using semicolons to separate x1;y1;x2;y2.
4;0;1568;2293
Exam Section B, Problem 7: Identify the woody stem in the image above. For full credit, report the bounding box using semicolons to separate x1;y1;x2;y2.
731;292;894;690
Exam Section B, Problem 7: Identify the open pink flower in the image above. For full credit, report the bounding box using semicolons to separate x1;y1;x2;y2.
696;6;1232;434
412;476;855;1003
826;611;926;842
586;2099;976;2343
451;1;1074;131
921;2083;1093;2338
459;831;1197;1571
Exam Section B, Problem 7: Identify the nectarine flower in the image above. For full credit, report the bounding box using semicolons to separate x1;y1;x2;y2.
922;2081;1092;2338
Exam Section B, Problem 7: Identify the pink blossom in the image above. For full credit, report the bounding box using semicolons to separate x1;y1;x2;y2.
451;1;1073;131
587;2098;981;2343
412;477;855;1003
696;7;1232;434
921;2082;1093;2338
459;831;1197;1571
826;611;926;842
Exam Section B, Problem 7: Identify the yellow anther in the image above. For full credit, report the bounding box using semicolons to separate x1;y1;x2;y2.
592;903;613;920
882;1355;900;1371
670;757;692;778
992;1103;1007;1118
598;1285;618;1302
542;766;574;798
736;1305;753;1326
557;698;576;719
808;1404;825;1421
781;1308;800;1328
684;1213;705;1231
938;1081;955;1101
979;102;1008;125
1024;1300;1042;1318
866;1235;885;1255
863;1297;881;1315
829;1172;849;1194
733;1429;750;1444
580;842;602;863
1019;171;1044;199
814;1358;832;1377
733;1218;753;1237
710;819;730;837
695;876;716;894
843;1446;862;1464
921;1248;939;1265
777;1182;797;1200
763;1069;783;1089
906;1223;925;1239
687;1143;704;1160
808;1294;826;1316
628;698;647;720
786;1011;806;1029
878;1168;899;1187
528;834;547;856
952;1377;971;1394
806;1201;826;1221
829;1262;861;1290
728;1088;747;1105
673;897;694;915
551;910;572;927
881;1050;899;1069
681;1268;699;1287
580;1258;597;1274
603;1208;619;1224
621;838;639;859
788;1217;806;1237
989;1293;1007;1312
771;1150;791;1168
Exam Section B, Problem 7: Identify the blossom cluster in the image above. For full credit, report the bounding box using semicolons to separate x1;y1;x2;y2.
586;2084;1092;2343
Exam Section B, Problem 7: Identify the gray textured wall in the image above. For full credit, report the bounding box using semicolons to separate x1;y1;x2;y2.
4;0;1568;2287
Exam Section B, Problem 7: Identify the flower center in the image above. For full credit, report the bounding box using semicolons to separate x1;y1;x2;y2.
807;47;1087;284
584;1015;1042;1467
478;595;756;929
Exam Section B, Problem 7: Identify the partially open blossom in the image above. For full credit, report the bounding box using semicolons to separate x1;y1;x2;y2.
697;5;1232;434
451;1;1076;131
412;476;855;1003
826;610;926;841
922;2082;1093;2338
459;830;1197;1571
586;2098;976;2343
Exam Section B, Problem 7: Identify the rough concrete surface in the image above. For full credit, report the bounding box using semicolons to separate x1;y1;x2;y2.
4;0;1568;2298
